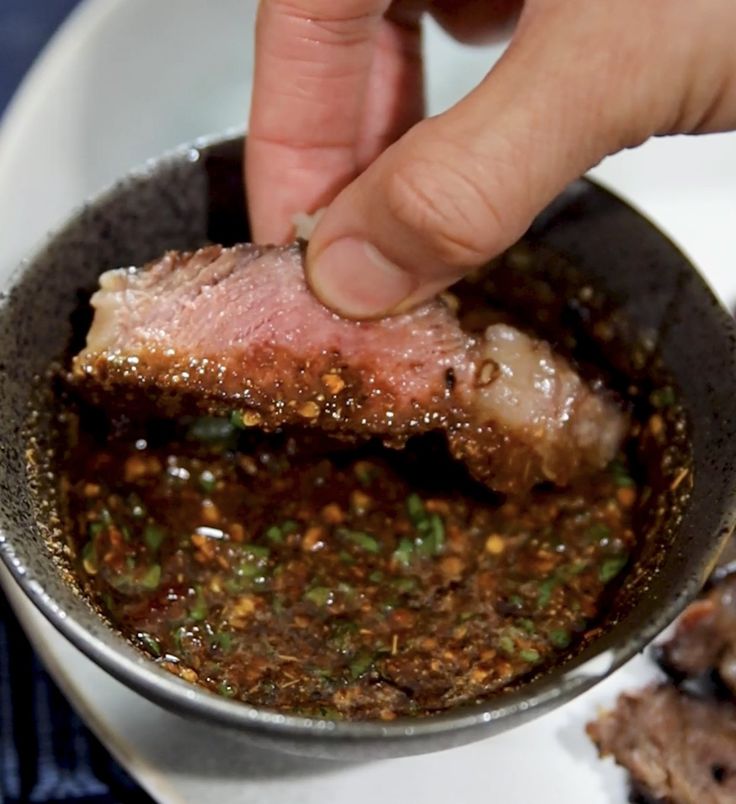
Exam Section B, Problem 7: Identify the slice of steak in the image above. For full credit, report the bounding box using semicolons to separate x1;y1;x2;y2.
587;684;736;804
657;575;736;695
72;243;626;493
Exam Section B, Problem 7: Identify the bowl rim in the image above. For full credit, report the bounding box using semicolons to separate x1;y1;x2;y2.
2;132;736;744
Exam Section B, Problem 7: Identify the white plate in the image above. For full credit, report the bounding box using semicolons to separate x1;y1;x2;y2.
1;2;735;802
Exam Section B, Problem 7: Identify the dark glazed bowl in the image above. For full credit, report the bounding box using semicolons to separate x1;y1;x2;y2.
1;134;735;759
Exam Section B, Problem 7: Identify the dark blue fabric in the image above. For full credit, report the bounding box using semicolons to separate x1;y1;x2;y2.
0;594;151;803
0;0;80;114
1;3;152;802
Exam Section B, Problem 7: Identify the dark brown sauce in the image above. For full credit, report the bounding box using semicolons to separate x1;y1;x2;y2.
58;412;640;720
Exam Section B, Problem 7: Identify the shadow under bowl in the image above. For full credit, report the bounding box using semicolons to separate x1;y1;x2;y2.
1;134;735;759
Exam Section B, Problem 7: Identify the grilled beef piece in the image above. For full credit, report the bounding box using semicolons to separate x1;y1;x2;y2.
72;243;626;493
657;575;736;695
587;684;736;804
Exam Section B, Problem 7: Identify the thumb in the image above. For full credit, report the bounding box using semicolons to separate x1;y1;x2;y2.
305;0;720;318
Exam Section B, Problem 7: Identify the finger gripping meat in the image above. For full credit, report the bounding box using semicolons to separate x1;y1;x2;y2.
72;243;626;493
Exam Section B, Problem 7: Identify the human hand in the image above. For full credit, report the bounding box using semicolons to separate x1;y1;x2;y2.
247;0;736;318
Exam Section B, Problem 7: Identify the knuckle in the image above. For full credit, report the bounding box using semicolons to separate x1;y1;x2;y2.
266;0;383;15
386;139;509;268
266;0;389;40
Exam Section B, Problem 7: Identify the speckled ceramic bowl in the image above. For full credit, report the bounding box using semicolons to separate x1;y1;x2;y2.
1;135;735;759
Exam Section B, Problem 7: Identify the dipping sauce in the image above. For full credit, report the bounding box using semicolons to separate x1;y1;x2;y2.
60;415;638;720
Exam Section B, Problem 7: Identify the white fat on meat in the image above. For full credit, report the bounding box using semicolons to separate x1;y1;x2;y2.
292;209;324;241
473;324;626;480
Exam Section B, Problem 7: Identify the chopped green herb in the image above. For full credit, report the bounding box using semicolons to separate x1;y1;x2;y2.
586;523;611;543
229;411;246;429
137;632;161;657
217;680;236;697
141;564;161;590
144;523;166;551
236;544;271;586
339;581;356;593
189;586;208;621
381;599;399;613
223;578;242;594
354;462;377;487
403;493;446;557
519;648;541;663
368;570;384;583
599;554;629;583
406;493;426;526
498;635;516;655
213;632;233;652
338;550;356;565
188;416;236;443
305;586;332;607
311;667;333;680
650;386;676;408
518;618;536;634
504;626;526;641
392;538;414;567
609;459;635;488
245;544;270;561
392;577;418;594
105;570;136;594
88;521;105;539
264;521;298;544
198;469;217;493
237;560;262;580
558;561;589;581
349;651;374;679
265;525;284;544
338;528;380;553
329;621;359;652
315;706;341;719
415;513;445;557
548;629;571;648
172;625;187;653
506;594;523;610
536;577;558;610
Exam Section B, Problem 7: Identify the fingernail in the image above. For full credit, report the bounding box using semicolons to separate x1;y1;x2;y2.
307;238;416;318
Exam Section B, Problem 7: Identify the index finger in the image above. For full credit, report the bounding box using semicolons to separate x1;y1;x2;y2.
247;0;392;243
